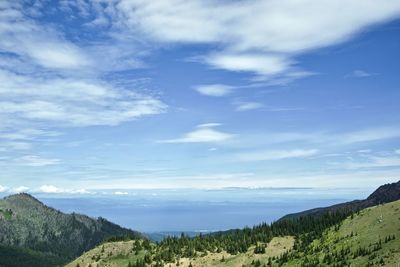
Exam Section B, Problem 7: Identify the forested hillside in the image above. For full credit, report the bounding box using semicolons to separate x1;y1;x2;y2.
0;193;143;266
67;205;354;266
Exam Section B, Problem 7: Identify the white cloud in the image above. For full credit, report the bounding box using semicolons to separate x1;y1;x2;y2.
0;3;144;74
114;191;129;195
234;102;263;112
0;128;60;141
26;42;92;70
35;185;94;194
0;5;91;71
194;84;235;97
12;186;30;193
0;142;32;152
205;53;290;77
116;0;400;78
39;185;64;193
160;123;234;143
242;127;400;147
196;123;222;128
351;70;373;78
71;189;95;195
0;185;8;193
235;149;318;161
17;155;60;167
0;70;166;127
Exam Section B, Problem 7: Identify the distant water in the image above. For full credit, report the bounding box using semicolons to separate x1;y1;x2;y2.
32;187;370;233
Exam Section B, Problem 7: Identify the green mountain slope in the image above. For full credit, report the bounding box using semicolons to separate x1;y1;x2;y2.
0;193;143;266
66;236;295;267
281;200;400;266
67;200;400;267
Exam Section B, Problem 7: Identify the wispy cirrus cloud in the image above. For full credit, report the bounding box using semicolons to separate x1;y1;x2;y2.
328;149;400;170
0;2;166;132
194;84;235;97
234;102;264;112
233;127;400;149
0;70;166;127
347;156;400;169
115;0;400;79
0;128;60;144
160;123;234;143
0;2;146;74
235;149;318;162
0;3;91;71
340;127;400;144
349;69;374;78
17;155;60;167
0;142;32;152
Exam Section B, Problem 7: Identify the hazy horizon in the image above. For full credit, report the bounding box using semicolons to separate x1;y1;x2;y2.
0;185;380;232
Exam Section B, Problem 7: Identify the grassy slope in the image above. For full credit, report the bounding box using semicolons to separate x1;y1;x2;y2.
66;236;294;267
174;236;294;267
284;200;400;267
66;240;147;267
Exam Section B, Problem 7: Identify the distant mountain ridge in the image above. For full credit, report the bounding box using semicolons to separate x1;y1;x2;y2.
279;180;400;221
0;193;143;266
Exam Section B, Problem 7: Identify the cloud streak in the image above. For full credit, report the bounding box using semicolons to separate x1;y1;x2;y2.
234;102;264;112
194;84;235;97
350;70;374;78
235;149;318;161
17;155;60;167
160;123;234;143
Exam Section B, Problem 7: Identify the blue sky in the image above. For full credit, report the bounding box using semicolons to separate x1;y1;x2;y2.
0;0;400;195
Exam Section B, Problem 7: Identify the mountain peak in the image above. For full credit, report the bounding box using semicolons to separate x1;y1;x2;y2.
367;180;400;203
279;179;400;221
4;193;43;205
